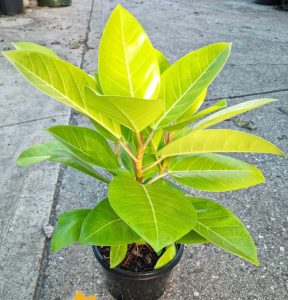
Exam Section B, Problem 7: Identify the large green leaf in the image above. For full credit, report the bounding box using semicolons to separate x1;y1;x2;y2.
17;140;110;183
168;154;265;192
154;244;176;270
191;98;277;132
2;50;122;140
177;230;208;244
154;49;170;74
177;88;207;122
158;129;285;157
47;125;119;170
191;198;259;265
80;199;140;245
110;245;127;268
108;176;197;252
98;4;160;99
13;42;58;57
167;99;227;131
85;87;164;132
51;209;90;252
154;43;231;128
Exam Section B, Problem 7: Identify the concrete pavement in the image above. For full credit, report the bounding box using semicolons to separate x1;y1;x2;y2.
0;0;287;299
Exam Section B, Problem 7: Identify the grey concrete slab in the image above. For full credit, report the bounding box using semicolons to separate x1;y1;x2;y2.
0;1;94;299
38;0;288;300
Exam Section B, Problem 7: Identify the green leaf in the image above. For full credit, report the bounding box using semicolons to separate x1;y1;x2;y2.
98;4;160;99
167;99;227;131
154;244;176;270
143;154;159;180
154;49;170;74
108;176;197;252
51;209;90;252
110;245;127;268
191;198;259;265
154;43;231;128
177;88;207;122
191;98;277;132
47;125;119;171
13;42;58;57
120;148;135;175
168;154;265;192
85;87;164;132
17;140;110;183
80;199;140;245
158;129;285;158
94;72;103;94
2;50;122;140
177;230;208;244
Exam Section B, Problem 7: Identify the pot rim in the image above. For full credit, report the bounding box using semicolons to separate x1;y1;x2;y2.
92;244;184;280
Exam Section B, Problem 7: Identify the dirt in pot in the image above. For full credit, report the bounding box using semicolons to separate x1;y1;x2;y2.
99;243;161;272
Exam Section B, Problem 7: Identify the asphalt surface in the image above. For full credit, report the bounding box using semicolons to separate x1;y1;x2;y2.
0;0;287;299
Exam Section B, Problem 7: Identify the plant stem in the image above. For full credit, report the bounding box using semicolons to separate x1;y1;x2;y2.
119;141;138;162
135;132;144;183
143;128;155;150
114;142;120;161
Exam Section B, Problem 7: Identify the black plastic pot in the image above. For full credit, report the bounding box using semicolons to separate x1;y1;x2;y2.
92;244;184;300
255;0;281;4
37;0;72;7
0;0;23;15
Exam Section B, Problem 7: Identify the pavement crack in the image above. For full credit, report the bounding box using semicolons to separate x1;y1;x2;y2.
0;114;69;129
206;88;288;102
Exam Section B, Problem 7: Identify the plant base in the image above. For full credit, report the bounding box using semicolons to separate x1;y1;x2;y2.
92;244;184;300
37;0;72;7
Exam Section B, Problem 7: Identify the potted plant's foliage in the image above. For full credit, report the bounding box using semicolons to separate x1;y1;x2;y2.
2;4;285;300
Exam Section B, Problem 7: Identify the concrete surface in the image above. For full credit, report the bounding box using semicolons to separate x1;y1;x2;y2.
0;1;93;299
0;0;287;299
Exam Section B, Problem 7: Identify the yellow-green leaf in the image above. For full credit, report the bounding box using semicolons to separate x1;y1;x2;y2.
47;125;119;171
154;48;170;74
2;50;122;140
85;87;164;132
13;42;58;57
80;199;140;245
154;244;176;270
154;43;231;128
110;245;127;268
108;176;197;252
98;4;160;99
191;198;259;265
158;129;285;157
191;98;277;132
177;230;208;244
168;154;265;192
167;99;227;131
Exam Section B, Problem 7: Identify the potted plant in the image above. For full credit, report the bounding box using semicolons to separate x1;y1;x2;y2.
37;0;71;7
2;4;285;300
0;0;23;15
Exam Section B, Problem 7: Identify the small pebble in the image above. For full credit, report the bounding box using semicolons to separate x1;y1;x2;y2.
194;291;200;297
280;247;284;252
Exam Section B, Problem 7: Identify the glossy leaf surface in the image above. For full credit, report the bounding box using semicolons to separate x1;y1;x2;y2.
108;176;197;252
158;129;285;157
191;198;259;265
177;88;207;122
155;49;170;74
168;154;265;192
3;50;122;140
51;209;90;252
80;199;140;245
110;245;127;268
167;99;227;131
154;43;231;128
47;126;119;170
17;140;110;183
98;4;160;99
154;244;176;269
177;230;208;244
85;87;164;132
13;42;57;56
191;98;277;131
